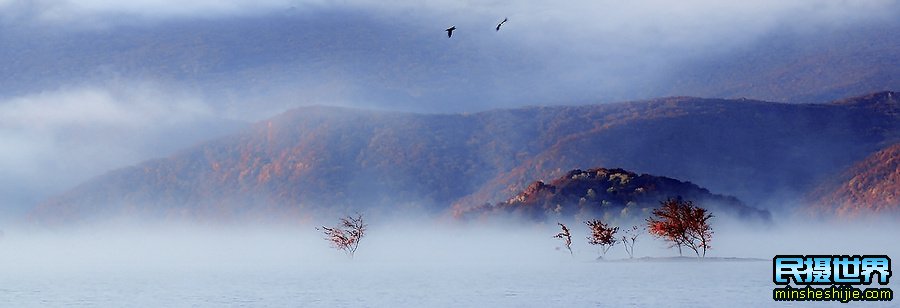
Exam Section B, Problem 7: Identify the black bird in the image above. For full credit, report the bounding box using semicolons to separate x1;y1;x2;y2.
446;26;456;38
496;18;508;31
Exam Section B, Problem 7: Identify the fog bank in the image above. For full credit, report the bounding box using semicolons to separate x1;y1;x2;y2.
2;217;897;276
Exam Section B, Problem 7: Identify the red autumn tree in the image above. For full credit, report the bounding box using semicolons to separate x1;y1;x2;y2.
584;219;618;259
554;222;573;256
317;213;367;258
646;198;713;258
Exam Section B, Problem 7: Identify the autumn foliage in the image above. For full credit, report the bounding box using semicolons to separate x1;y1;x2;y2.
553;222;573;255
317;214;367;258
646;198;713;258
584;219;618;258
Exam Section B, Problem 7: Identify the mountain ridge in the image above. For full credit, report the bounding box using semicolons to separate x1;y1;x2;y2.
807;142;900;218
31;92;900;223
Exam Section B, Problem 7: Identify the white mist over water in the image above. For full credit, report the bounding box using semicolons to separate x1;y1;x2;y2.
0;218;896;306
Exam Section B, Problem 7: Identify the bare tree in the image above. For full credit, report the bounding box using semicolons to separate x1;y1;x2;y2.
553;222;573;256
585;219;618;259
647;198;713;258
317;213;367;258
621;225;641;258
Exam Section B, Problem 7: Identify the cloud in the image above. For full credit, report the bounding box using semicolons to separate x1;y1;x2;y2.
1;85;208;128
0;0;299;24
3;0;895;31
0;81;240;214
2;1;894;106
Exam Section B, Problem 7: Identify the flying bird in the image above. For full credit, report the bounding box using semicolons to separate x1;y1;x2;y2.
445;26;456;38
496;18;508;31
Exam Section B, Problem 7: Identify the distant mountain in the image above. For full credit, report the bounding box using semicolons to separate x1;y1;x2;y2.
807;142;900;218
830;91;900;120
457;167;770;223
32;92;900;223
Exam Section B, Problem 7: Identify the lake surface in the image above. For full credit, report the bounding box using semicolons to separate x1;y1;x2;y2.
5;259;893;307
3;222;897;307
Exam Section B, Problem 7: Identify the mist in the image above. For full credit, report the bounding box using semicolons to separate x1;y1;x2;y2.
0;81;245;219
3;214;897;272
2;209;897;305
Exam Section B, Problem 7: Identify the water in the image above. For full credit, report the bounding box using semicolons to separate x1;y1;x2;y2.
2;222;896;307
6;260;890;307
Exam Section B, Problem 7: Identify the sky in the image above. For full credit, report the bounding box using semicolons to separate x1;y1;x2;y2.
0;0;897;219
